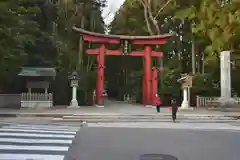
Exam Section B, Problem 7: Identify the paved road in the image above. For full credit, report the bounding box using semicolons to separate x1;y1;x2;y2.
0;123;80;160
1;116;240;160
66;126;240;160
87;122;240;131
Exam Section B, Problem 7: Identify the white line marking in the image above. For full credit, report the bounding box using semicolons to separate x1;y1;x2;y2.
4;126;79;132
0;144;69;151
87;122;240;131
0;138;72;144
0;132;75;138
13;124;79;129
0;154;64;160
14;124;79;128
0;128;76;134
9;124;79;131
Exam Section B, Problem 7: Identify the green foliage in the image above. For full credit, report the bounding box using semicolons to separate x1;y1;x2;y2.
53;0;106;104
109;0;148;35
0;0;105;105
174;0;240;55
109;0;240;103
159;69;181;96
1;0;240;106
192;73;220;96
0;0;42;92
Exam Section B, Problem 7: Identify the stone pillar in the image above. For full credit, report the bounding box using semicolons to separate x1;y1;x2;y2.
69;85;79;108
45;88;48;94
220;51;234;107
180;87;189;109
187;87;190;106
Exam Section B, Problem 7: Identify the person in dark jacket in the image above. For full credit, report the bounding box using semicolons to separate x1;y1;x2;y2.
171;97;178;122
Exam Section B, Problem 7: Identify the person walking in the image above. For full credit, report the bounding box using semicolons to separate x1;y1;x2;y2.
171;97;178;122
154;94;161;113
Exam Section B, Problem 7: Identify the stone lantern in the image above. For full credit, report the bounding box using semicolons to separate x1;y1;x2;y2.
177;74;193;110
68;71;80;108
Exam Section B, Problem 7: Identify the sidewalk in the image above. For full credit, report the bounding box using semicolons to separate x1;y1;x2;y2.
0;102;240;118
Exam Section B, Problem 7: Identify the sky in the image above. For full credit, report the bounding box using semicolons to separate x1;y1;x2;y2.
102;0;125;25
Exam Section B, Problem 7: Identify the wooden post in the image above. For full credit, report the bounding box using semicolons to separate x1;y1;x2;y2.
187;87;190;107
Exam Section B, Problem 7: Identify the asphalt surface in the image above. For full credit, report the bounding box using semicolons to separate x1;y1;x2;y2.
66;127;240;160
1;116;240;160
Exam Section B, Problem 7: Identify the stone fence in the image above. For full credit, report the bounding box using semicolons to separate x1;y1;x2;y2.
196;96;240;108
0;94;21;108
0;93;53;108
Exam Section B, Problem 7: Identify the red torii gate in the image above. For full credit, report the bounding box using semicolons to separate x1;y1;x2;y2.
73;26;173;107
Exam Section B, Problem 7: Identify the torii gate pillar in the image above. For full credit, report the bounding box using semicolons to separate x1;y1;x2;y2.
97;44;105;107
144;45;152;107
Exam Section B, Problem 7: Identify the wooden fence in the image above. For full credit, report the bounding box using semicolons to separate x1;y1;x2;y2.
21;93;53;108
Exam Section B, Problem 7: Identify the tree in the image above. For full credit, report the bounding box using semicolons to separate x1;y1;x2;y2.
175;0;240;59
173;0;240;96
0;0;43;92
53;0;106;104
0;0;106;105
108;0;184;100
109;0;240;102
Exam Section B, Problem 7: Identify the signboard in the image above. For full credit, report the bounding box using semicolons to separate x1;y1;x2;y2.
182;75;192;88
177;75;192;88
121;39;131;55
27;81;49;89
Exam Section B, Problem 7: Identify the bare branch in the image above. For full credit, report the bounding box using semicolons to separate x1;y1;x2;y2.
153;0;172;20
103;11;112;19
139;0;154;35
147;0;160;34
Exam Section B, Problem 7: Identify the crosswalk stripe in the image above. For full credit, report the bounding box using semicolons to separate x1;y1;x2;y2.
0;123;79;159
5;125;79;132
0;132;75;138
0;154;64;160
0;145;69;151
14;124;79;130
0;138;72;144
0;128;77;134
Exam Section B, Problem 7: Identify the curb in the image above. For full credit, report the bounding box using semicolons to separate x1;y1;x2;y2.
0;112;239;119
52;119;240;123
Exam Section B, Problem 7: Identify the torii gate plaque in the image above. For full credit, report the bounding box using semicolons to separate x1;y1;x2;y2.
73;26;173;107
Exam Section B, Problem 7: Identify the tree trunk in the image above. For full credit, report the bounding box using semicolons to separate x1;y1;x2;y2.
202;52;205;74
191;35;196;74
77;11;85;70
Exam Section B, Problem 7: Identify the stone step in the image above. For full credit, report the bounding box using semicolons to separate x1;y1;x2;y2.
52;118;240;123
1;112;239;120
61;115;236;120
